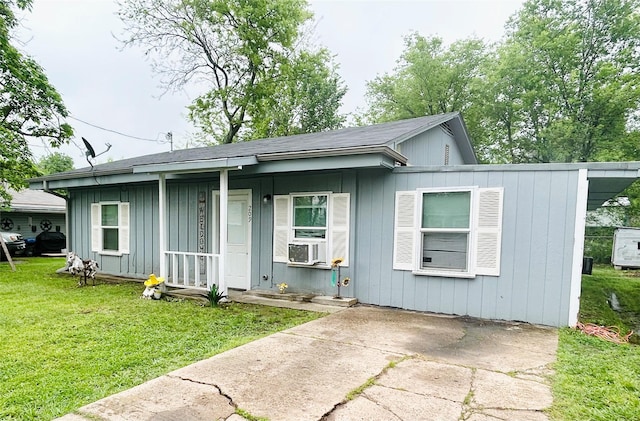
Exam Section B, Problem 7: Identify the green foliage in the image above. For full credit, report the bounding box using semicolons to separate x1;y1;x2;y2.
37;152;74;175
0;258;322;420
364;0;640;165
247;49;347;139
0;0;73;208
364;33;487;143
482;0;640;163
118;0;345;145
551;267;640;420
584;227;615;264
208;283;227;307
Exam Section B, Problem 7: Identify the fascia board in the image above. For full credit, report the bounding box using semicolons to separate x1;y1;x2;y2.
256;145;407;165
132;156;258;174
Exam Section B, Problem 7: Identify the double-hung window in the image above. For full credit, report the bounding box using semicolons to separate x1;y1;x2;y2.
91;202;130;255
273;192;350;266
292;195;328;239
421;190;472;272
394;187;503;277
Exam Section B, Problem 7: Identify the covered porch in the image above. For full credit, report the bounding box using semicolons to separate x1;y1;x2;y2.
133;157;257;295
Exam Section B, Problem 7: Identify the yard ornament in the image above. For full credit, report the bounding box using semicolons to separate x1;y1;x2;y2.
142;274;165;300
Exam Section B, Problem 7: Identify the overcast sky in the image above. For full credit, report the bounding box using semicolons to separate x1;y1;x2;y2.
19;0;526;168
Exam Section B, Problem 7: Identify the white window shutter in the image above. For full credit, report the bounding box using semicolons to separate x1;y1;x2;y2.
273;195;290;262
91;203;101;252
393;191;417;271
119;202;130;255
330;193;350;266
475;188;503;276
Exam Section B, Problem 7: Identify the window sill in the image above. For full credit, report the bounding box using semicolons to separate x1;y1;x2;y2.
412;269;476;279
286;262;333;270
98;251;124;257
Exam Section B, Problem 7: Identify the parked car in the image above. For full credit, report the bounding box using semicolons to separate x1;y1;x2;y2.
0;232;26;260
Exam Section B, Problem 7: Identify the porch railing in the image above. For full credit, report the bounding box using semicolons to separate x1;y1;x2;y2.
163;251;219;290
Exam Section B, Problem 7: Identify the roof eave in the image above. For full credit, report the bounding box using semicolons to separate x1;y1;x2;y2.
256;145;408;165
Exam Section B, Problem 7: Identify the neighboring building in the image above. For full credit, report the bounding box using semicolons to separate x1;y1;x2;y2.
586;196;630;227
29;113;640;327
0;189;66;239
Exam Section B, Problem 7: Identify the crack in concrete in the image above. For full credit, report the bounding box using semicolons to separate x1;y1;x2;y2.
166;374;237;410
458;368;477;421
360;391;404;420
317;355;415;420
282;330;409;356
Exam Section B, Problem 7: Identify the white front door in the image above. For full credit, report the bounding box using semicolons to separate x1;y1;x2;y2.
214;190;252;290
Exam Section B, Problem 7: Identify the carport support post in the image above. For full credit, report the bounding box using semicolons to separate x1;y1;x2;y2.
569;168;588;327
159;174;167;280
219;169;228;296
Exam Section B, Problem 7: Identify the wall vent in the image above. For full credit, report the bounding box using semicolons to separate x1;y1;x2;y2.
440;122;454;136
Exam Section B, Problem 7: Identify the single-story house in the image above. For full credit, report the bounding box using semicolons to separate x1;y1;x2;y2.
0;188;66;239
29;112;640;327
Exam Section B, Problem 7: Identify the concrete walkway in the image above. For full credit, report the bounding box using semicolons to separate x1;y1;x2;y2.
57;306;557;421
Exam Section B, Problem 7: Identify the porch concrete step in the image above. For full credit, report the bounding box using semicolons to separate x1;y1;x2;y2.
311;295;358;307
242;290;315;302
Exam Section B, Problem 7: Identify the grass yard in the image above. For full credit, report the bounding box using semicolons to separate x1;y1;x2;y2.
0;258;323;420
551;266;640;421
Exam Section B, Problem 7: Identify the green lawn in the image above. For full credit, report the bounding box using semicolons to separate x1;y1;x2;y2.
551;266;640;421
0;258;323;420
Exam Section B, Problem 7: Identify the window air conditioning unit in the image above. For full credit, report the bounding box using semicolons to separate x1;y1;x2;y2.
288;243;325;265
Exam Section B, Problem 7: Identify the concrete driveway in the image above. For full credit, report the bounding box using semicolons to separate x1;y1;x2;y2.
58;306;557;421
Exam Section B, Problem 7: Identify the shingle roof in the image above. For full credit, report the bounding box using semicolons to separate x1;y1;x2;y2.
33;112;468;180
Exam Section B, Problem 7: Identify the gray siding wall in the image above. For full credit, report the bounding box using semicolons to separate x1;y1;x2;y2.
266;171;357;294
66;172;353;294
398;126;465;166
353;168;580;327
0;211;66;240
66;166;580;326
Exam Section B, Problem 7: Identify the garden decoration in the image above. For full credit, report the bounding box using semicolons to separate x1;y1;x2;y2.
142;274;165;300
330;257;350;298
277;282;288;294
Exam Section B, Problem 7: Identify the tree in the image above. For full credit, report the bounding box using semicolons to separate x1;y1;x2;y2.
118;0;346;144
0;0;73;208
366;34;487;120
363;33;488;156
246;49;347;139
37;152;74;175
480;0;640;163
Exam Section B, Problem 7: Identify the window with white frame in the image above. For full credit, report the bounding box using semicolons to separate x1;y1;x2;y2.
91;202;130;255
393;187;503;277
421;190;472;272
273;192;350;266
292;194;328;239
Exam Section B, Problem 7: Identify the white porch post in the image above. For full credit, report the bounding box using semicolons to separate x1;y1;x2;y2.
219;169;228;295
158;174;167;280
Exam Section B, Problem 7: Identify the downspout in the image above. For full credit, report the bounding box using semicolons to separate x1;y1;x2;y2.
568;169;589;327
